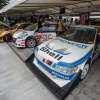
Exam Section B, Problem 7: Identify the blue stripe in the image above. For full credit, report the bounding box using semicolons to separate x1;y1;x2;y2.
35;57;77;80
46;45;71;55
58;48;93;68
46;45;52;50
36;47;38;52
54;50;71;55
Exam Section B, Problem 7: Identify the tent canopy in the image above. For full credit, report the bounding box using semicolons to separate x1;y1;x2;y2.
0;0;100;16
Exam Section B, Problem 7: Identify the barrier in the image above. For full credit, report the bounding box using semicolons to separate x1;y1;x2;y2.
25;54;81;100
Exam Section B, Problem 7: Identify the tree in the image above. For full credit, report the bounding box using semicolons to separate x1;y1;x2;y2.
0;0;9;9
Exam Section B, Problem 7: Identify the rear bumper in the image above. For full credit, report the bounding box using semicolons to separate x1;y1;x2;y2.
25;54;81;100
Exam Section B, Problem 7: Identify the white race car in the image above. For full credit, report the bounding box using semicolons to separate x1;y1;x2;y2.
12;23;38;48
12;24;57;48
33;25;100;88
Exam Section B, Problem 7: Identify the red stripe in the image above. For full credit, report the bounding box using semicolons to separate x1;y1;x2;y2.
21;40;25;41
46;60;50;64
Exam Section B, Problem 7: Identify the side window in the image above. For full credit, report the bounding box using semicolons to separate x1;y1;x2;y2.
36;27;42;32
42;26;56;32
42;26;49;32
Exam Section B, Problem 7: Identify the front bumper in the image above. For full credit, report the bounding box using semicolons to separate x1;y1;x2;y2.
12;38;25;47
25;54;81;100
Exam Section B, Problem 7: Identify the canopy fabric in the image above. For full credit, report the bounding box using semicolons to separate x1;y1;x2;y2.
0;0;100;16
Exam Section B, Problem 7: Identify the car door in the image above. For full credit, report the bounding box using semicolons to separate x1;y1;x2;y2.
35;25;56;44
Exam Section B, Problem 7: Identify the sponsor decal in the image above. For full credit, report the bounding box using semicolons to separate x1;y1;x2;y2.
36;51;56;68
57;38;88;49
43;58;56;68
40;47;63;60
36;57;77;80
35;33;52;43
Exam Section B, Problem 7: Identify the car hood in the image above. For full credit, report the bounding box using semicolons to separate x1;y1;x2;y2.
0;31;10;37
13;29;36;38
13;30;24;38
37;37;93;65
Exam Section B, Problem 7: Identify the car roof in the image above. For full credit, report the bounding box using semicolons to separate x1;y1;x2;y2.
0;21;9;26
43;24;56;27
75;25;100;29
17;22;32;25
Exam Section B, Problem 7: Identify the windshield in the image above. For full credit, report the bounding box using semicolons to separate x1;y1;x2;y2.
11;24;19;30
60;27;96;44
24;24;37;31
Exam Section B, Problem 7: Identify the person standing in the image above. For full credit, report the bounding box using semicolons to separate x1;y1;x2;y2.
68;18;75;28
38;17;43;29
57;16;65;35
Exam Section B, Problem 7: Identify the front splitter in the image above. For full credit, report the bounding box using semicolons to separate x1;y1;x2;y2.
25;54;81;100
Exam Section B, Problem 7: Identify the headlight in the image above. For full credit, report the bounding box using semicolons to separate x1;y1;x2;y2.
55;66;78;75
18;32;28;39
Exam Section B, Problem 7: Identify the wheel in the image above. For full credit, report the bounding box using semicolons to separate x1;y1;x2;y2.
3;34;12;42
25;37;37;48
80;63;90;80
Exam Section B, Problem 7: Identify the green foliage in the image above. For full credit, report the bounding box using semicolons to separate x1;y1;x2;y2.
0;0;9;9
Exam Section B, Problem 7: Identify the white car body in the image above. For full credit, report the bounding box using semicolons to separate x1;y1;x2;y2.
12;23;38;47
33;25;100;87
13;29;36;47
12;24;57;47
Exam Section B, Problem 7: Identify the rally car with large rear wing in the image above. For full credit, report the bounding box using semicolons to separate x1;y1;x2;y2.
27;25;100;99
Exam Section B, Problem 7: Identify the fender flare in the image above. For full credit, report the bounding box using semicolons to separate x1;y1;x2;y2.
80;57;91;70
25;35;38;47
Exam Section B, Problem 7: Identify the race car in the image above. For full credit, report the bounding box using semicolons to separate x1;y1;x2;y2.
33;25;100;89
0;21;9;42
0;22;32;42
12;23;38;48
12;24;57;48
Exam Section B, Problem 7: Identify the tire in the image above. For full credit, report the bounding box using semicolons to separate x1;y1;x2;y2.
25;37;37;48
80;63;90;81
3;34;12;42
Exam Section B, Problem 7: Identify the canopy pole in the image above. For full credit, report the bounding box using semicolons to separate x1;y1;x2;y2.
5;12;9;25
5;12;11;31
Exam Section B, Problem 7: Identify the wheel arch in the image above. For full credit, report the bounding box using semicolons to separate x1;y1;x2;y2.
3;33;12;42
25;35;37;47
80;57;91;70
26;35;36;40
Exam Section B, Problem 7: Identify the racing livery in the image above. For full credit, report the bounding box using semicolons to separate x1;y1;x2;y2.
33;25;100;87
12;23;37;47
13;24;57;48
35;24;57;44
